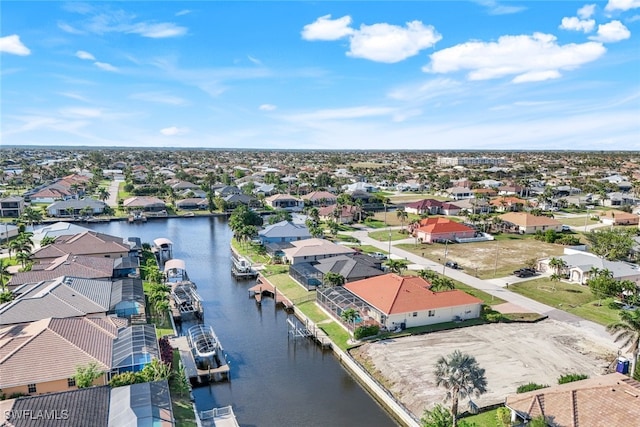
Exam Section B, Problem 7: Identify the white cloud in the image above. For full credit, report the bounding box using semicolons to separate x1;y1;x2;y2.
284;106;395;122
578;4;597;19
248;55;262;66
75;50;96;60
560;17;595;33
130;92;187;106
176;10;191;16
58;21;85;34
0;35;31;56
348;21;442;63
259;104;277;111
589;20;631;42
94;61;119;72
301;15;354;41
424;33;606;83
59;107;103;118
126;22;187;38
474;0;527;15
160;126;188;136
387;78;463;102
605;0;640;12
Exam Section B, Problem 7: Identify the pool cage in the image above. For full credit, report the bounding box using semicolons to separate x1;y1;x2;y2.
111;324;160;374
316;286;374;331
289;262;324;290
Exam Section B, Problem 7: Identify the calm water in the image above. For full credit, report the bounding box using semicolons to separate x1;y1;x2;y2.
85;217;397;427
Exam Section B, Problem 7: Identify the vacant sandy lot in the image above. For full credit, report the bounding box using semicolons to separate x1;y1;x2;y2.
351;321;617;418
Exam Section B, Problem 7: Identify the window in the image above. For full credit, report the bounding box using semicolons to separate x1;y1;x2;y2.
428;310;435;317
28;384;37;393
412;312;418;317
68;377;76;387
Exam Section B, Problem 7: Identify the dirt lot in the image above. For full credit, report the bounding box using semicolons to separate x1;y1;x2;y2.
397;238;564;278
351;321;617;419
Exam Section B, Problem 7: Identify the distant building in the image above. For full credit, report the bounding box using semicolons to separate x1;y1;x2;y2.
437;157;506;167
0;196;24;218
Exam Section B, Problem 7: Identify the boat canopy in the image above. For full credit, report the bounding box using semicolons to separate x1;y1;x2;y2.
187;324;219;358
164;258;186;272
154;237;173;248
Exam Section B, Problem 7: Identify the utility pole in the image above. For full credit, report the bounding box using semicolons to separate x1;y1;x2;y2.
493;240;499;277
442;239;448;275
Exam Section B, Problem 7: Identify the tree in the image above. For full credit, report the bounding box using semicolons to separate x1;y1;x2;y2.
421;404;453;427
0;258;10;290
0;290;14;303
73;361;103;388
98;187;110;202
587;268;620;306
585;229;634;261
434;350;487;427
548;257;567;276
431;276;455;292
341;307;359;332
40;236;56;247
323;272;345;287
397;207;408;233
607;308;640;379
386;259;408;275
21;206;43;227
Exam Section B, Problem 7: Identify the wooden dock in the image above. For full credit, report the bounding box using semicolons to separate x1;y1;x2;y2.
200;406;240;427
168;336;198;380
248;278;293;309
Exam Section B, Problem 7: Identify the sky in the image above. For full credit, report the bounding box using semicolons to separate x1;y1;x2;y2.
1;1;639;151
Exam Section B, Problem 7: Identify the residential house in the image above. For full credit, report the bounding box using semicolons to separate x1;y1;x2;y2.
453;198;492;214
602;192;639;207
505;373;640;427
538;248;640;285
339;274;482;329
301;191;337;206
2;276;115;325
497;185;525;196
175;198;209;210
30;231;133;263
27;185;74;203
0;223;19;242
404;199;443;216
477;179;502;188
473;188;498;199
30;222;93;244
265;194;304;212
223;193;260;210
598;210;639;226
122;196;166;212
214;185;241;197
0;317;120;396
411;218;476;243
168;180;199;191
258;220;311;245
490;196;527;212
282;238;356;265
0;196;24;218
1;380;174;427
289;254;384;289
7;254;114;289
46;198;107;217
318;204;361;224
445;187;474;200
343;182;377;193
499;212;562;234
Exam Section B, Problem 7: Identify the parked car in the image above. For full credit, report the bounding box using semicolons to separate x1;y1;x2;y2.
445;261;460;269
561;225;571;232
370;252;388;260
513;268;536;277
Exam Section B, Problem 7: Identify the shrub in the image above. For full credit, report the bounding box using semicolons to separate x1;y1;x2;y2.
354;325;379;339
158;337;174;364
558;373;588;384
517;382;549;393
109;371;143;387
496;407;511;427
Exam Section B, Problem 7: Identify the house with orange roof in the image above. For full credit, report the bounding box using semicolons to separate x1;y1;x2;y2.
598;210;639;226
300;191;337;206
505;373;640;426
499;212;562;234
411;217;476;243
341;273;482;329
490;196;527;212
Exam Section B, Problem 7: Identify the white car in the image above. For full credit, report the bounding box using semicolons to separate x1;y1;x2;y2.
371;252;388;260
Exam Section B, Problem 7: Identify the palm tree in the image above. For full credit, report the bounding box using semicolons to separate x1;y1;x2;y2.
434;350;487;427
323;272;345;287
0;258;10;290
431;276;455;292
385;259;408;275
548;257;567;277
98;187;110;203
418;269;439;281
396;207;408;233
606;308;640;378
340;307;359;332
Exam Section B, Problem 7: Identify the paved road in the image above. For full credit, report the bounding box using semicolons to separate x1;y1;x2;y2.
349;228;621;351
106;179;122;207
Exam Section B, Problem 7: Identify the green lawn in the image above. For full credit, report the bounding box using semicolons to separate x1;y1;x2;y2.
170;351;197;427
462;408;501;426
264;273;309;300
510;278;623;325
369;229;412;242
319;322;352;351
297;301;330;323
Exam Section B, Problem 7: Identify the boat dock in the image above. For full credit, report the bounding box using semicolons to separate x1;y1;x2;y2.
168;336;199;381
200;406;240;427
169;332;230;386
230;254;258;279
248;277;293;309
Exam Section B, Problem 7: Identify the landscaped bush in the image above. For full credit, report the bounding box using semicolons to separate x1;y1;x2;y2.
496;407;511;426
354;325;379;339
159;337;174;364
517;382;549;393
481;306;504;323
557;373;588;384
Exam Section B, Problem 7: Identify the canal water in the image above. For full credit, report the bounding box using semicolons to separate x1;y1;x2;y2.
85;217;398;427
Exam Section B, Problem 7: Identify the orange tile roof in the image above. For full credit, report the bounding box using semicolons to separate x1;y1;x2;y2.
344;273;482;315
416;218;474;234
499;212;561;227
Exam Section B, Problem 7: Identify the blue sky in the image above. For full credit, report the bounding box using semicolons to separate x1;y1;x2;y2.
1;1;639;150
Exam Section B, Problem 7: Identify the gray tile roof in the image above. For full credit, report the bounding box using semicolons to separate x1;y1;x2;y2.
7;385;111;427
108;380;174;427
9;254;114;287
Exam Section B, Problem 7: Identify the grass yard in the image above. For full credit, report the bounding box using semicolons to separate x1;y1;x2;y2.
369;229;413;242
297;300;330;323
264;273;309;300
170;351;197;427
319;322;352;351
396;239;564;279
462;408;502;426
558;215;600;228
509;278;623;325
